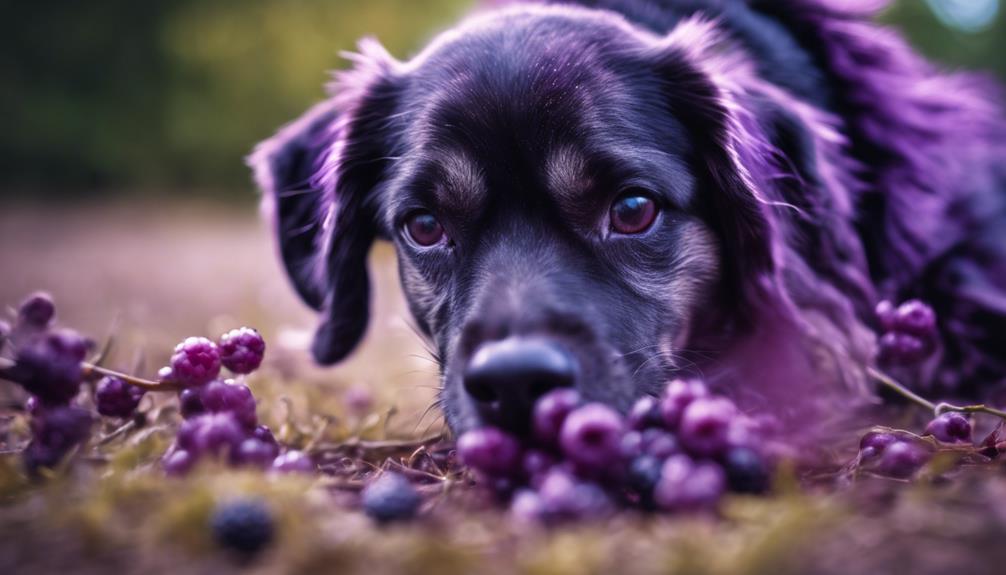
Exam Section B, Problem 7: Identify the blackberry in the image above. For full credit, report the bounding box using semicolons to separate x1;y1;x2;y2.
210;499;275;556
95;376;146;418
627;455;663;497
169;337;221;387
361;472;422;523
218;327;266;375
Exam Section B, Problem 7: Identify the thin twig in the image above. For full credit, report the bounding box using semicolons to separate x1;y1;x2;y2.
868;366;1006;421
81;363;181;392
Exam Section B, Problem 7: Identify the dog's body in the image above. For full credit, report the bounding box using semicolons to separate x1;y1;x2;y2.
252;0;1006;434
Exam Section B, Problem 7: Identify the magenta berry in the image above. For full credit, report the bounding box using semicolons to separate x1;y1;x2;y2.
654;455;726;512
537;468;613;521
532;388;581;447
163;449;196;476
894;300;937;338
253;425;278;447
271;450;315;474
95;376;146;418
679;397;737;457
924;412;972;444
559;403;624;472
457;426;522;477
177;412;245;458
875;300;898;332
859;431;897;459
169;337;221;387
218;327;266;375
17;291;55;329
233;438;280;468
200;380;257;429
660;378;708;429
877;331;932;365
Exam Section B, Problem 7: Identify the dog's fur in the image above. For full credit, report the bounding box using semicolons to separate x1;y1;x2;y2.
250;0;1006;433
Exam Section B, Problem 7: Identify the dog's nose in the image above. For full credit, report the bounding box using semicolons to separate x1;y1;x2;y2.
463;338;577;433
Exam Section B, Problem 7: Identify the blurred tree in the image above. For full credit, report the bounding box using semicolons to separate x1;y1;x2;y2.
0;0;1000;198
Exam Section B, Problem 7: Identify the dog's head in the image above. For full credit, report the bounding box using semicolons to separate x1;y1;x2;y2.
251;6;780;435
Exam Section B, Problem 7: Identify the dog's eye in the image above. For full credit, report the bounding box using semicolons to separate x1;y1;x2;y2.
404;211;446;247
610;192;658;234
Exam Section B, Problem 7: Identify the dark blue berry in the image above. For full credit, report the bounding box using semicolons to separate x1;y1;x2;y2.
361;472;421;523
178;388;206;419
627;455;663;497
210;499;275;556
626;395;663;430
722;446;770;494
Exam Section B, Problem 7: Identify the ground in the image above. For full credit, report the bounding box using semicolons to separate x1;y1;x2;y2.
2;201;1006;575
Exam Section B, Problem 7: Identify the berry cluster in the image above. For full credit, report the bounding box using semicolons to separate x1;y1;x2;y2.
457;379;774;523
857;412;973;479
875;299;938;365
0;293;95;473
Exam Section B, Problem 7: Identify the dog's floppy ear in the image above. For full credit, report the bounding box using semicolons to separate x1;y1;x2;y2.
249;40;401;364
647;19;777;312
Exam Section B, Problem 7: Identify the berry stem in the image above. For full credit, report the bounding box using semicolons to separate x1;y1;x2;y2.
81;363;181;392
868;366;1006;421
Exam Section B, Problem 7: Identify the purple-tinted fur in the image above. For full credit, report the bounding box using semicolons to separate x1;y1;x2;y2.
251;0;1006;409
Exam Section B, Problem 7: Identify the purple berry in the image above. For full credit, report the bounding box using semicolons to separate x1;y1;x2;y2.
271;450;315;474
163;449;196;476
233;438;280;468
558;403;625;472
522;449;556;487
12;329;88;406
894;300;937;338
627;455;664;498
24;405;93;473
660;378;709;430
640;428;679;458
875;300;898;332
361;472;422;523
200;380;257;429
157;366;176;383
877;331;933;365
627;395;664;430
178;388;206;419
17;292;55;329
532;388;581;447
859;431;897;459
510;489;546;523
218;327;266;375
722;447;770;494
25;395;42;416
169;337;221;387
537;468;613;521
924;412;972;444
177;413;245;458
875;441;930;479
253;425;278;447
457;427;522;478
654;455;726;512
679;397;737;457
95;377;146;418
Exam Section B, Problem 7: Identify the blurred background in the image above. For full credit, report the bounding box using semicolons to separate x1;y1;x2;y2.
0;0;1003;418
0;0;1003;200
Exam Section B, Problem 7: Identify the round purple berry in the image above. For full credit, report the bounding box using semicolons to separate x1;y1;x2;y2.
457;426;522;478
894;300;937;338
361;472;422;523
510;489;546;523
30;405;93;452
200;380;257;429
253;425;278;447
660;378;709;430
163;449;196;476
654;455;726;512
218;327;266;375
17;291;55;329
271;450;315;474
532;388;581;447
558;403;625;472
627;454;664;499
875;441;930;479
13;329;88;406
169;337;221;387
537;468;613;521
233;438;280;468
875;300;898;332
178;388;206;419
95;376;146;418
679;397;737;457
177;412;245;458
522;449;556;487
859;431;897;459
924;412;972;444
877;331;933;365
627;395;664;430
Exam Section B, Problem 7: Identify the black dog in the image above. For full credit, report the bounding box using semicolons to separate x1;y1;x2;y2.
251;0;1006;434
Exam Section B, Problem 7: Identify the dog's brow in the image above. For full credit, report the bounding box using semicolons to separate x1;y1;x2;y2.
435;150;486;214
545;145;592;209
